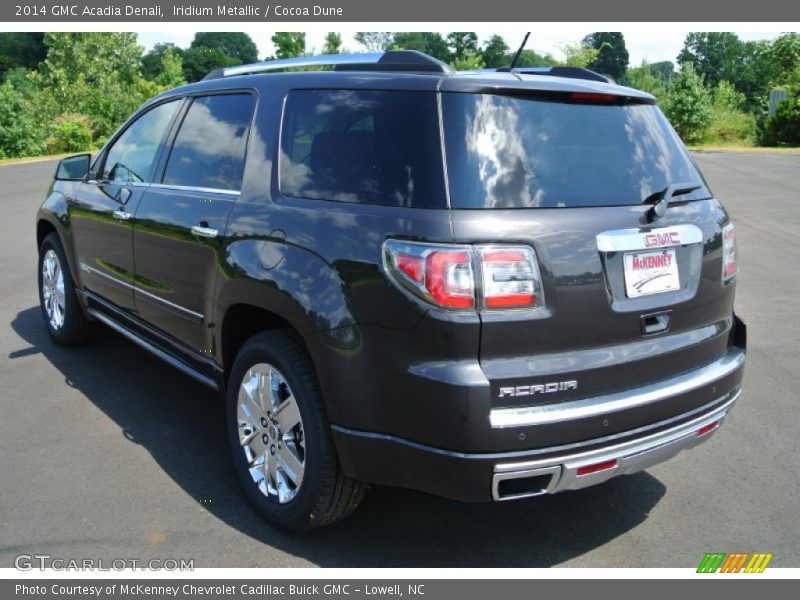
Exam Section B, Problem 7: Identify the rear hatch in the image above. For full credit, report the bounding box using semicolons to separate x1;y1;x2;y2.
440;86;737;412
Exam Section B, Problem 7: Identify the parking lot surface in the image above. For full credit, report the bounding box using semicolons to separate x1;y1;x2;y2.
1;152;798;567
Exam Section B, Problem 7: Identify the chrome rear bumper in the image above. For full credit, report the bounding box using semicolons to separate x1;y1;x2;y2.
492;389;739;501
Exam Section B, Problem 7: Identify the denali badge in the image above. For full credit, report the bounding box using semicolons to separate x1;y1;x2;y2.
498;380;578;398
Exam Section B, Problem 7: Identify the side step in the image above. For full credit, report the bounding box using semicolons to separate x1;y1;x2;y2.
87;308;219;391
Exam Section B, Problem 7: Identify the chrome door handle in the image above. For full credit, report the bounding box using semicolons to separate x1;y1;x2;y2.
112;210;131;221
191;225;218;239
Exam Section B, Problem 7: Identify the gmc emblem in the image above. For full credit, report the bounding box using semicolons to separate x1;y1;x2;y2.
644;231;680;247
498;380;578;398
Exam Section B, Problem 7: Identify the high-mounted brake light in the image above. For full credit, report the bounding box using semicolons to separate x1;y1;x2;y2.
383;240;544;311
722;223;738;282
569;92;619;103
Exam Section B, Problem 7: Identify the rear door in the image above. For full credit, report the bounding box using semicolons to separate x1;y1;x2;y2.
441;91;736;409
132;92;255;352
70;99;182;311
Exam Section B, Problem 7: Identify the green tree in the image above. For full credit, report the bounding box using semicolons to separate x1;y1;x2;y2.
649;61;676;83
625;60;666;98
141;42;184;81
354;32;394;52
271;32;306;59
191;32;258;64
154;48;186;88
30;33;146;138
481;35;509;68
677;32;769;104
452;53;485;71
763;33;800;80
392;32;451;62
506;49;559;68
662;62;713;143
559;42;600;68
0;33;46;79
447;32;479;61
0;79;47;158
182;47;239;82
322;32;343;54
583;32;629;80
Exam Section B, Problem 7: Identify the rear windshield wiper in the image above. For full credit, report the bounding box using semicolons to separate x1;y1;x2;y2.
644;182;702;222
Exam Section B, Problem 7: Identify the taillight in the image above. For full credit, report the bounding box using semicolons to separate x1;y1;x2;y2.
569;92;619;103
383;240;543;311
479;247;541;309
722;223;738;282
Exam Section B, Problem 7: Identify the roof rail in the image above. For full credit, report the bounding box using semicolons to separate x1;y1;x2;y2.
203;50;452;80
497;66;612;84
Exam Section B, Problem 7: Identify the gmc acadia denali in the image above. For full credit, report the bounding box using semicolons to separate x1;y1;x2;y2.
36;51;746;530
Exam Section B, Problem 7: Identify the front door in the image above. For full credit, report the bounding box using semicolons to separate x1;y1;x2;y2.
69;99;182;312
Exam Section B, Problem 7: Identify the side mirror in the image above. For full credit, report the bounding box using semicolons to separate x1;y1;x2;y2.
55;154;91;181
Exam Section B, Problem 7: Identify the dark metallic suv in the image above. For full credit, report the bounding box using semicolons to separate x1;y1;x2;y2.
36;51;746;531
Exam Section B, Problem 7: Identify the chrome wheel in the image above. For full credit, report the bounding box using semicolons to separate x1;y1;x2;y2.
41;249;65;331
237;363;305;504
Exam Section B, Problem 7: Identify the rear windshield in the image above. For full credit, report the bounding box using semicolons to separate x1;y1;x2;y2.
442;93;707;209
280;90;446;209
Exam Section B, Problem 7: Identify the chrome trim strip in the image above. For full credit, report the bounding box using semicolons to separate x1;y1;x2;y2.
492;393;735;500
490;349;744;428
148;182;239;197
332;388;740;462
87;308;218;390
133;286;204;321
596;224;703;252
79;263;133;291
221;53;384;78
79;263;203;321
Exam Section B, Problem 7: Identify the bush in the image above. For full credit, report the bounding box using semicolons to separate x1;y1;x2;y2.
662;62;713;143
46;114;93;154
0;78;48;158
759;91;800;145
703;80;757;144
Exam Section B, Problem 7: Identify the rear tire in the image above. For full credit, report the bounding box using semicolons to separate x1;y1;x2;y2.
226;330;366;531
38;233;99;346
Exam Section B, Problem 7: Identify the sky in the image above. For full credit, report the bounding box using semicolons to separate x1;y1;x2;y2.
136;29;784;66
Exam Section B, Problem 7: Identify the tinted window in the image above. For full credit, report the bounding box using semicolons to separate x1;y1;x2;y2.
102;100;180;183
280;90;446;208
163;94;254;191
442;93;707;209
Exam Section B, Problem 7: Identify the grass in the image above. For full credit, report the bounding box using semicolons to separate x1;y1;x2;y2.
688;143;800;153
0;152;81;167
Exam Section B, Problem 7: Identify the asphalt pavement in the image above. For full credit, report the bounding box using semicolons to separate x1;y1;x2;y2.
0;153;798;568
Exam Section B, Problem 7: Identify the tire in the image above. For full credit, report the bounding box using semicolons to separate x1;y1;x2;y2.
226;330;367;531
38;232;99;346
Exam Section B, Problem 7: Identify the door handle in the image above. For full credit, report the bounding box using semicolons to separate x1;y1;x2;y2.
191;225;218;239
112;209;131;221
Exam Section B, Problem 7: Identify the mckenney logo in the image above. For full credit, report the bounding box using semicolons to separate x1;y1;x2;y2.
697;552;773;573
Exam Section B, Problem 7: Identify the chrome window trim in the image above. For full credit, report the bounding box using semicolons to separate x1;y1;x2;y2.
79;263;203;321
596;224;704;252
148;182;240;197
490;349;744;428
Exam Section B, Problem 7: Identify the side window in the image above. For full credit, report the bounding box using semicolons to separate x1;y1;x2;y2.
279;90;446;209
162;94;254;191
102;100;180;183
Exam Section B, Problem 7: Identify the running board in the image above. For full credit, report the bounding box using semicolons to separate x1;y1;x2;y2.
87;308;219;391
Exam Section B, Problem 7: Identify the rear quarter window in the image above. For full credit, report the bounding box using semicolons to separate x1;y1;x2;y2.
279;90;447;209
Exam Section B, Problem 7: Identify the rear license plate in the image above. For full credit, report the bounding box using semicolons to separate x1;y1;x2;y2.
623;248;679;298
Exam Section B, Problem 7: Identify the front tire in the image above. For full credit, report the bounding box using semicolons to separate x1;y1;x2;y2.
226;330;366;531
38;233;98;346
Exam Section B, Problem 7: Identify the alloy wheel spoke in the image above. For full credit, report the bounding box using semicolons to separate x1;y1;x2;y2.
274;395;301;432
277;444;304;488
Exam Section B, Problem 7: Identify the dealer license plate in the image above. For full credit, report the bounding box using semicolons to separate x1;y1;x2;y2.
623;248;680;298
